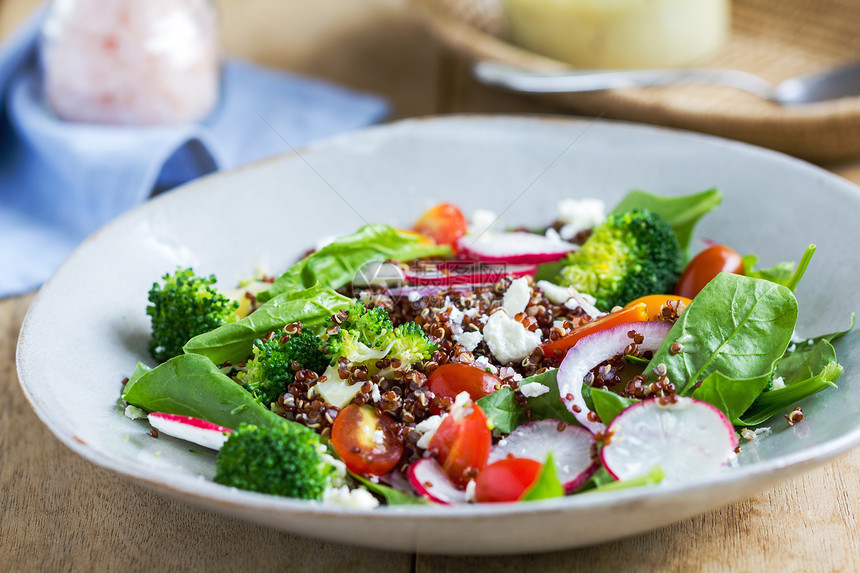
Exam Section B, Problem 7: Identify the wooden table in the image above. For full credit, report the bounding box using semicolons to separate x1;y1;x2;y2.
2;1;859;570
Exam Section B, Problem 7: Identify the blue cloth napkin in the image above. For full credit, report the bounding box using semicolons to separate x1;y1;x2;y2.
0;7;389;298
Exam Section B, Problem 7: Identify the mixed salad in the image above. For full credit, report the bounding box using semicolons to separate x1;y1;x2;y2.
121;189;851;507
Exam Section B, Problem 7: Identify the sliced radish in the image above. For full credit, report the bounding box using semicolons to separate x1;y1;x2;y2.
487;419;597;492
407;458;467;504
600;397;738;482
457;232;577;265
147;413;233;451
404;261;536;286
556;321;672;434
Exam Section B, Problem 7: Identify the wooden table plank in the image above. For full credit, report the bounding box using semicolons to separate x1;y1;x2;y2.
2;0;860;570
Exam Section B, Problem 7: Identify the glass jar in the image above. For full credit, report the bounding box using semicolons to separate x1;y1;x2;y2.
41;0;221;125
504;0;730;69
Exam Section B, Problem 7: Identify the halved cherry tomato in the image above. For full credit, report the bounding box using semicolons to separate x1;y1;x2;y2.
540;303;649;358
623;294;693;320
427;363;501;414
675;245;744;299
331;404;403;476
413;203;468;248
475;457;543;503
428;400;491;486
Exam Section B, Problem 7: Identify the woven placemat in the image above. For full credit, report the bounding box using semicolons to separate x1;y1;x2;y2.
414;0;860;163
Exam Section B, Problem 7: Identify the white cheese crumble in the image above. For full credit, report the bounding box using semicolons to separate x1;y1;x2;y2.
536;280;575;305
322;485;380;509
448;305;465;325
454;330;483;352
320;451;348;487
372;429;385;445
502;277;532;316
519;382;550;398
407;290;422;303
451;391;474;422
370;383;382;403
467;208;499;236
123;405;148;420
771;376;786;390
483;311;542;364
465;479;477;503
557;198;605;241
415;414;446;450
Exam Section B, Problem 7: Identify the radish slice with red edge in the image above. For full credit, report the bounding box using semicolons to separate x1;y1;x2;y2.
457;232;577;265
487;419;597;492
403;261;536;286
147;413;233;451
556;320;672;434
408;458;467;504
600;397;738;482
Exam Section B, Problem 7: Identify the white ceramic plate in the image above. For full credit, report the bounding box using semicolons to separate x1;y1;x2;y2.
17;116;860;554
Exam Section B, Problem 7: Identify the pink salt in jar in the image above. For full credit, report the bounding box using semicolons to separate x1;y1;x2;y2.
41;0;221;125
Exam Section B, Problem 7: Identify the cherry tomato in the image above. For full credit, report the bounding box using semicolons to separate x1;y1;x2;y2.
474;457;543;503
427;364;501;414
331;404;403;476
623;294;693;320
675;245;744;299
428;400;491;486
413;203;468;248
540;303;650;358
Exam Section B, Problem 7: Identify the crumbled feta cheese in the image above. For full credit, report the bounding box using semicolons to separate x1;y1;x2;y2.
124;405;148;420
544;227;563;242
467;209;499;236
557;198;605;240
448;306;465;325
483;311;543;364
536;280;575;305
564;291;602;319
370;383;381;403
322;486;380;509
503;277;532;315
451;391;474;422
465;480;477;503
407;290;422;303
771;376;786;390
519;382;550;398
454;330;483;352
372;429;385;445
415;414;446;449
463;306;479;318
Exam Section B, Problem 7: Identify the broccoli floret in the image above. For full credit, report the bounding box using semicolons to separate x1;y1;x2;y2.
388;321;438;365
323;301;436;369
557;210;682;311
324;301;395;358
214;422;333;499
238;331;327;407
147;267;239;362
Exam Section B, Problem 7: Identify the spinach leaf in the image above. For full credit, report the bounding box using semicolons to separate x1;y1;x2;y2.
121;353;288;431
535;261;565;283
611;188;723;257
738;360;841;426
520;452;565;501
743;244;815;292
350;473;427;506
586;464;665;493
183;284;352;365
776;338;838;386
574;467;615;492
691;371;772;421
591;387;637;426
647;273;797;397
477;387;528;433
519;369;579;425
787;314;855;351
258;225;452;302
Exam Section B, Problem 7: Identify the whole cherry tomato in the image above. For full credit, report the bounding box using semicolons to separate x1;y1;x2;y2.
427;363;501;414
331;404;403;476
540;303;649;358
623;294;693;320
675;245;744;299
428;400;491;486
474;457;543;503
413;203;468;248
